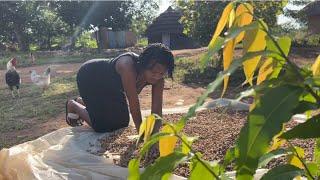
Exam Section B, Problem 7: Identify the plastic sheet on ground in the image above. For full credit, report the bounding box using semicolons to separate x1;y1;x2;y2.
0;99;286;180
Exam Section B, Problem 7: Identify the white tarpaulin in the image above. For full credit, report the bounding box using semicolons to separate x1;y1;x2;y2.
0;99;278;180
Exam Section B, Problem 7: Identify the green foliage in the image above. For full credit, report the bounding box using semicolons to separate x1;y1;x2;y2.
140;152;186;180
258;149;288;168
136;38;148;47
0;1;158;51
252;1;287;27
174;1;228;45
280;115;320;139
236;85;303;178
75;31;97;49
128;1;320;179
190;158;219;180
260;164;304;180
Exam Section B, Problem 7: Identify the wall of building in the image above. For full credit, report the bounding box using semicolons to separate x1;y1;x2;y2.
99;28;137;49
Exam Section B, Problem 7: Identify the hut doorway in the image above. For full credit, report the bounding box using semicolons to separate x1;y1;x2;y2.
162;33;170;48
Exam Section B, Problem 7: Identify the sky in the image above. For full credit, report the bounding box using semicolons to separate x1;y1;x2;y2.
158;0;308;27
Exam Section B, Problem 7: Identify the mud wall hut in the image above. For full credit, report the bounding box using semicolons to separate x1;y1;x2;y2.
146;6;198;50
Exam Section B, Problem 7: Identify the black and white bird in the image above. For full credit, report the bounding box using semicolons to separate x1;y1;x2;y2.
5;58;21;98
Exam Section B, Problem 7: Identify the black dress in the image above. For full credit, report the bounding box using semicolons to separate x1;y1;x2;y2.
76;52;139;133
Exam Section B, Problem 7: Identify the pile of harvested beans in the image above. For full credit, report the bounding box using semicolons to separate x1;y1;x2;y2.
98;108;314;177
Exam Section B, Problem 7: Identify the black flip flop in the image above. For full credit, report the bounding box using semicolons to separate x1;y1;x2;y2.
65;99;84;127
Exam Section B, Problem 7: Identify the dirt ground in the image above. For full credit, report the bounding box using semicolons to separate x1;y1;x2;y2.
0;46;318;148
0;48;207;148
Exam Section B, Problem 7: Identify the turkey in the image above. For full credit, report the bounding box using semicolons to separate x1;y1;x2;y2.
5;58;21;98
30;67;51;92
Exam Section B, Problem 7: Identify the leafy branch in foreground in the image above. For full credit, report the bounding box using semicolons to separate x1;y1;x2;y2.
128;1;320;179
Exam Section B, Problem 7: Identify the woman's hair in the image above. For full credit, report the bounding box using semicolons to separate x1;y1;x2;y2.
137;43;174;78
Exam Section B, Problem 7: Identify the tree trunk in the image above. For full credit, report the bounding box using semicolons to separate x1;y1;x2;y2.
96;30;102;53
47;33;51;51
13;25;29;51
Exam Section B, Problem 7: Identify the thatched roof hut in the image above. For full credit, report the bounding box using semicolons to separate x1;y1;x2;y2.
146;7;183;36
146;6;198;50
300;1;320;33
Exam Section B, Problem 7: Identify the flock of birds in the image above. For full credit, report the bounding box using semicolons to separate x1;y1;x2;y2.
5;57;51;98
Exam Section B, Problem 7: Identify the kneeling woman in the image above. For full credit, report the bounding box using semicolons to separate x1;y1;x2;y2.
66;43;174;133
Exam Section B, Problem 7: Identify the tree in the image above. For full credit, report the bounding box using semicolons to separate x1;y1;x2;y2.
0;1;37;51
54;1;135;49
252;1;287;27
174;1;228;46
129;0;159;37
29;6;70;50
174;0;287;46
284;0;309;27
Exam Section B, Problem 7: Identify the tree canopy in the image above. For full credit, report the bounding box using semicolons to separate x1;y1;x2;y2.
0;1;158;51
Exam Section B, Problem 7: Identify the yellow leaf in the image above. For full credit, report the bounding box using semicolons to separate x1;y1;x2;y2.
243;28;267;85
235;3;253;44
269;124;286;152
228;9;235;28
138;119;146;137
312;55;320;76
159;125;178;157
139;114;156;142
257;58;273;85
288;146;305;169
208;2;234;47
222;40;235;96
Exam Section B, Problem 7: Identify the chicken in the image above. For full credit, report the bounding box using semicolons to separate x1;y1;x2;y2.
30;67;51;91
5;58;21;98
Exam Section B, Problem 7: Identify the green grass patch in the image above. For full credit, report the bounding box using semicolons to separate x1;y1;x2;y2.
0;75;78;134
0;52;107;70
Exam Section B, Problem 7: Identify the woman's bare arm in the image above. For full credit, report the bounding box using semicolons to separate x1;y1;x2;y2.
151;78;164;116
116;56;142;132
151;78;164;133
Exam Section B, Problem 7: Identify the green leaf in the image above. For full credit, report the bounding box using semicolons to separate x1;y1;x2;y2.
266;36;291;61
293;101;319;114
280;115;320;139
200;36;225;68
190;159;219;180
267;36;291;79
260;164;304;180
236;85;303;179
161;173;171;180
140;152;186;180
223;147;237;168
181;134;198;155
176;50;274;132
313;138;320;173
258;149;288;168
128;158;140;180
305;76;320;87
306;162;319;179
